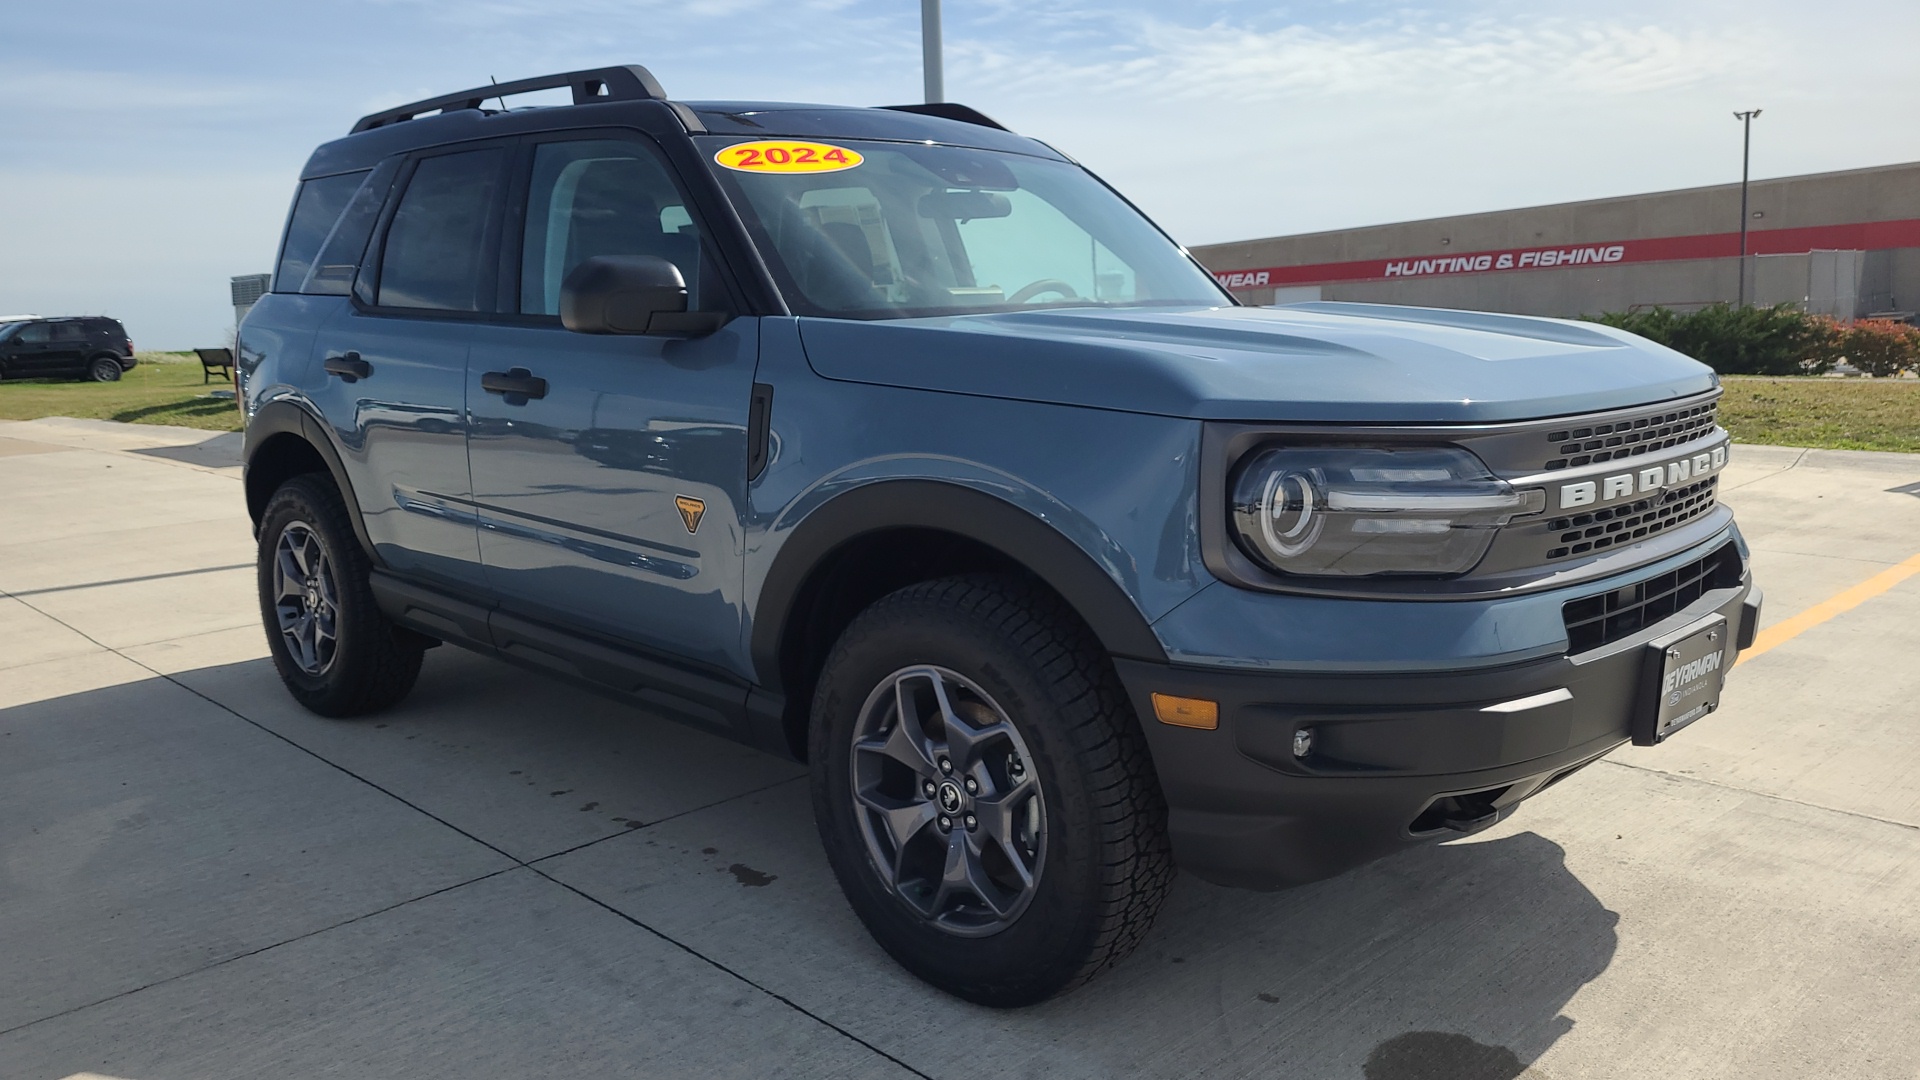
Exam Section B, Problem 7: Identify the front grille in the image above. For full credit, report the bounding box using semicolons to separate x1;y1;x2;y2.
1562;542;1742;653
1542;476;1720;560
1542;401;1718;472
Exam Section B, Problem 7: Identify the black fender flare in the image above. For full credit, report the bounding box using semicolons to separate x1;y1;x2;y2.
243;399;378;560
749;479;1169;691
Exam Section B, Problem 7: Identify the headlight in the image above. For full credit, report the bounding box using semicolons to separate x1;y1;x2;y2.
1229;446;1543;577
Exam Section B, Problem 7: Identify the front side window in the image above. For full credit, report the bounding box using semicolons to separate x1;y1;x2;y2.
519;138;717;315
377;148;506;312
275;170;370;293
15;323;51;344
701;138;1225;319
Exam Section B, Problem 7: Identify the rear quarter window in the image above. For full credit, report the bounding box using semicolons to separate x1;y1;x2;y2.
274;171;371;293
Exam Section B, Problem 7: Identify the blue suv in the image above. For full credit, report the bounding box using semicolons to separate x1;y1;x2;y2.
240;66;1762;1006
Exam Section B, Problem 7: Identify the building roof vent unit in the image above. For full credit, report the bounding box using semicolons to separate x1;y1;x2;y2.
231;274;270;308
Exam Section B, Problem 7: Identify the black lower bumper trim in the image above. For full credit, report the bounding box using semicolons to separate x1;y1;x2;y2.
1119;578;1754;890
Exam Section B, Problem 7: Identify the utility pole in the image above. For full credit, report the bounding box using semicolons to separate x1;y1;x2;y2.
1733;109;1762;306
922;0;944;103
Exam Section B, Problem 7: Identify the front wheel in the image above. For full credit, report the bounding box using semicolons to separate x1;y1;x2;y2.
87;355;123;382
257;474;424;717
810;575;1173;1006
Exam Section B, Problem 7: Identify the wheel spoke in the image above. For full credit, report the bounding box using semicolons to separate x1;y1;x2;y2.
932;830;1013;918
853;675;942;777
275;547;304;600
971;773;1036;845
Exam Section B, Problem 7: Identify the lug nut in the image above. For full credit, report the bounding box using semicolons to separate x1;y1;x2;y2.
938;814;953;832
922;780;938;798
939;758;953;774
963;813;977;831
964;777;978;795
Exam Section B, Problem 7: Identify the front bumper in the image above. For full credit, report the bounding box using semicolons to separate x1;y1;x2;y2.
1118;570;1759;890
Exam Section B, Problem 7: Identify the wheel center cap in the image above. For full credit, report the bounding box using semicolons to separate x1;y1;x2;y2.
936;780;964;814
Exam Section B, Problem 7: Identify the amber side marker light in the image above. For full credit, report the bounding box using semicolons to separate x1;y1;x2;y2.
1151;693;1219;730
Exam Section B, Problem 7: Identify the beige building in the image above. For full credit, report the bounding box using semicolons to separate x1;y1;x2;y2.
1190;160;1920;320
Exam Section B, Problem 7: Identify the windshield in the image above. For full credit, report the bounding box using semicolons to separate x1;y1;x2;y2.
0;322;22;342
700;138;1228;319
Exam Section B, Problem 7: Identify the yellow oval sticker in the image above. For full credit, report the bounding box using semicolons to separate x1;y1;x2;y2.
714;140;863;175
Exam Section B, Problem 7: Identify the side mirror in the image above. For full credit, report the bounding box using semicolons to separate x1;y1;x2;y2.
560;255;723;336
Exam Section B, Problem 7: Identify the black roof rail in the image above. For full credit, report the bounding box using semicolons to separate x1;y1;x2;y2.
878;103;1011;132
351;65;667;134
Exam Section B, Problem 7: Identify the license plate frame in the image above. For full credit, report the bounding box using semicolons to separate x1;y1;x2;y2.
1632;613;1730;746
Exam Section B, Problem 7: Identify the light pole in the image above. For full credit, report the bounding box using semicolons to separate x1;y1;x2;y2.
922;0;944;103
1733;109;1762;306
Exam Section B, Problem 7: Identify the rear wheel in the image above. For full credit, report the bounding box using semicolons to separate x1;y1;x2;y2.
810;575;1173;1006
257;474;424;717
87;355;122;382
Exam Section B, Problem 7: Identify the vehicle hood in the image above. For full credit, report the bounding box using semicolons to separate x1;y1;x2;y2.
795;302;1717;424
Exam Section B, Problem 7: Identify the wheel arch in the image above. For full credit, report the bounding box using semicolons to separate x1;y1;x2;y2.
244;401;377;560
751;480;1168;757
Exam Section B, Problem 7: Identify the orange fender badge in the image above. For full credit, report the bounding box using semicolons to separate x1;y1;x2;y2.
675;496;707;534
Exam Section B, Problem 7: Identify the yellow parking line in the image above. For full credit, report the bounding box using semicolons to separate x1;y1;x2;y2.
1737;553;1920;666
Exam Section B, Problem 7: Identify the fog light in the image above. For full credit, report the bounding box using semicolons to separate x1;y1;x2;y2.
1292;727;1314;759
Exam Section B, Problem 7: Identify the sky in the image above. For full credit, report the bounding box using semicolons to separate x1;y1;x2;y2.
5;0;1920;349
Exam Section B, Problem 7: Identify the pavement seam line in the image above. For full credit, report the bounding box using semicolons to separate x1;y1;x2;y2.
1717;445;1810;492
5;563;254;598
1598;758;1920;833
526;774;807;866
1736;551;1920;666
524;865;936;1080
0;867;520;1041
0;587;917;1072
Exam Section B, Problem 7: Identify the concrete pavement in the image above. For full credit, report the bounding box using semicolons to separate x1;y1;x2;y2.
1;417;1917;1079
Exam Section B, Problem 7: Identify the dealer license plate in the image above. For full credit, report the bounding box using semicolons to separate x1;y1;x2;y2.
1633;614;1730;746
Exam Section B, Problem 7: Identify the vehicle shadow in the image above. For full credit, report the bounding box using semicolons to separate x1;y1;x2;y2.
0;649;1615;1078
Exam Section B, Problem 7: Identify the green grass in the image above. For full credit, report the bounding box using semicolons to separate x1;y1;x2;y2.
1719;376;1920;453
0;352;242;432
1;354;1914;452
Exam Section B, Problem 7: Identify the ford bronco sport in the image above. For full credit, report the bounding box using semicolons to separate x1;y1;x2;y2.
240;66;1761;1006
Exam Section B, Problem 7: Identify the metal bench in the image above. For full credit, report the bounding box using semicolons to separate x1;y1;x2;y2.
193;347;234;384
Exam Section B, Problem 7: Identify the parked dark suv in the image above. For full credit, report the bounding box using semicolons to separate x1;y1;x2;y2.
0;317;136;381
240;66;1761;1006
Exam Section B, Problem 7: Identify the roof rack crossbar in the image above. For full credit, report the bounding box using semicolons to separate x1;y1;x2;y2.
351;65;667;134
877;103;1011;132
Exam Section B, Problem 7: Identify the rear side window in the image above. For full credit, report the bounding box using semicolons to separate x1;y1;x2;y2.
275;171;370;293
302;160;399;296
376;148;506;312
51;322;88;342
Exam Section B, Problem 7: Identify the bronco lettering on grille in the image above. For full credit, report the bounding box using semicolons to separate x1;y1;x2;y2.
1558;445;1728;511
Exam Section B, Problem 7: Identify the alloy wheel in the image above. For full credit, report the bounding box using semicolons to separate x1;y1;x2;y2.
272;521;340;675
849;665;1046;936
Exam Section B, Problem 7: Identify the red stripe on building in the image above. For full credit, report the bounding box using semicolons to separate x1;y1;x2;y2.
1212;218;1920;290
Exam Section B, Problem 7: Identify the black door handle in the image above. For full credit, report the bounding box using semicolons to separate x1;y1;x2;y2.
481;368;548;400
323;352;371;381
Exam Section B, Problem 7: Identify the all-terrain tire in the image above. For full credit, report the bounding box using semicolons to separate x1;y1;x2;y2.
257;473;423;717
810;574;1173;1007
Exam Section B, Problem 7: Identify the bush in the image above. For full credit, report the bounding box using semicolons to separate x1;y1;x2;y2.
1839;319;1920;377
1585;304;1915;376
